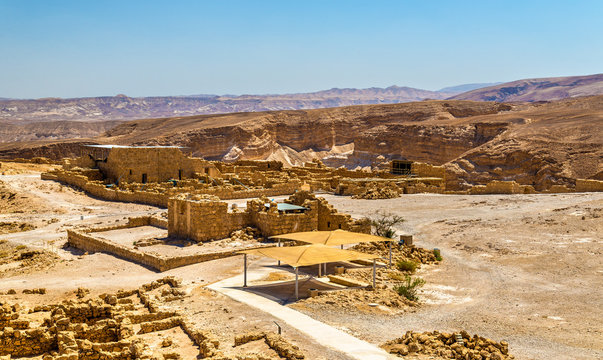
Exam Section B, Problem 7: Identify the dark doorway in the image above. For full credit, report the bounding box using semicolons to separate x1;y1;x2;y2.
391;160;412;175
142;173;147;184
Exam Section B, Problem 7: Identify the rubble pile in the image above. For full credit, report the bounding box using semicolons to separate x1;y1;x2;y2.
352;242;439;266
297;287;415;310
234;331;305;360
229;227;262;242
382;330;513;359
0;242;59;278
352;182;401;200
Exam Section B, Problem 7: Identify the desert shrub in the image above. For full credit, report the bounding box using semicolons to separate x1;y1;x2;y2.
370;210;404;238
433;248;442;261
15;245;27;250
396;260;418;273
388;272;406;281
394;275;425;301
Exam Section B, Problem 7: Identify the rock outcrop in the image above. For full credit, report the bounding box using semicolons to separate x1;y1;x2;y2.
1;96;601;190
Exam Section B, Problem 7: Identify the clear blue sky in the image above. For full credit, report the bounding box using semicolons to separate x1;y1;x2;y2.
1;0;602;99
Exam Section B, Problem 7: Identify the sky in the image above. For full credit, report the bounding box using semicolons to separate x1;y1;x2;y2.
1;0;602;99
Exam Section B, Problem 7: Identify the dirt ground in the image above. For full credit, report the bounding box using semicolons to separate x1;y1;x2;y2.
0;162;601;360
312;193;603;360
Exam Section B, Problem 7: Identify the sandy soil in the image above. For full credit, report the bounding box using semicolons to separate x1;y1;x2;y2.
307;193;603;360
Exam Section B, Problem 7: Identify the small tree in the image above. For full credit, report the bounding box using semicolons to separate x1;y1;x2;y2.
370;210;404;238
394;275;425;301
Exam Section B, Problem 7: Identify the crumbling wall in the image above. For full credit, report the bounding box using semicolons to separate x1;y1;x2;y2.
576;179;603;192
316;198;354;231
247;200;318;237
0;328;56;357
483;180;523;194
98;147;218;183
168;194;249;242
410;162;446;178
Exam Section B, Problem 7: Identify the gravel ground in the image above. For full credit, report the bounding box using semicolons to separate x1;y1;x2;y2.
296;193;603;360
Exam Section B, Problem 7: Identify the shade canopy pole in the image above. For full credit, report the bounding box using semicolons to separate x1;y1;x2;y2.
295;267;299;299
372;259;376;288
318;263;322;277
243;254;248;287
389;241;392;267
277;239;281;266
324;262;327;275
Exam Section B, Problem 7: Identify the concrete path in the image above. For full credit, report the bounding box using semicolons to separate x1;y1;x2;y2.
208;259;393;360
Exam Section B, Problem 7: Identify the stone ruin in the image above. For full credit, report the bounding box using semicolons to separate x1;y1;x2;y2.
38;145;602;201
67;192;370;272
0;277;305;360
168;191;370;242
40;146;453;208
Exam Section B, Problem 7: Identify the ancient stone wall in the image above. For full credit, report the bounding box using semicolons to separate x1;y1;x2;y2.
248;200;319;237
96;147;219;183
0;328;56;357
168;195;249;242
575;179;603;192
411;162;446;178
67;226;251;272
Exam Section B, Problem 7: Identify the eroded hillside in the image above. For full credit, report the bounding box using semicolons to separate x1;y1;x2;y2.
1;97;601;190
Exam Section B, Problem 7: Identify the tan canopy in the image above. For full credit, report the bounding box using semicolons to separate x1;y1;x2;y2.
239;244;378;268
270;229;393;246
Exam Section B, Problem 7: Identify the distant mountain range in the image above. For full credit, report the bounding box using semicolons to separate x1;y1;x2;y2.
449;74;603;102
438;83;502;94
0;74;602;143
0;86;459;125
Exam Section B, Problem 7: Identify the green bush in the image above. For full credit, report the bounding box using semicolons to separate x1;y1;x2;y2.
396;260;418;273
394;275;425;301
433;248;442;261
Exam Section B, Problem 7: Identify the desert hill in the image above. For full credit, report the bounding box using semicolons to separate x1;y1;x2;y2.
2;96;600;190
0;120;123;143
449;73;603;102
0;86;456;143
438;83;501;94
0;86;453;125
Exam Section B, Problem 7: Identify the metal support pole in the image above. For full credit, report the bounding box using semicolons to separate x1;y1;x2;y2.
278;239;281;266
243;254;248;287
389;241;392;268
318;263;322;277
372;259;376;289
324;262;327;275
295;267;299;299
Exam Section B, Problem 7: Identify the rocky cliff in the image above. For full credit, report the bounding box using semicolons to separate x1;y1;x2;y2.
1;97;601;190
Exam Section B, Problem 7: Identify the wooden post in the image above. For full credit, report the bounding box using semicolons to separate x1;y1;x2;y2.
372;259;376;289
389;241;392;267
318;263;322;277
295;267;299;299
324;262;327;275
243;254;248;287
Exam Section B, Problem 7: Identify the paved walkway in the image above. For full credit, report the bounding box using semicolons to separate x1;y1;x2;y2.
208;259;392;360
